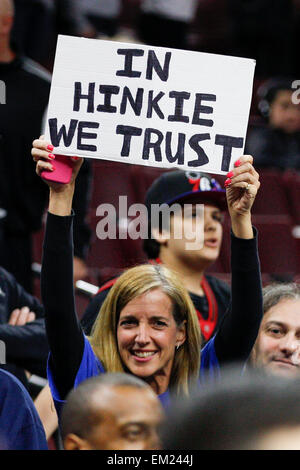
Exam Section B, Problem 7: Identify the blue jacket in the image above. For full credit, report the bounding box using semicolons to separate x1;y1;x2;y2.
0;368;48;450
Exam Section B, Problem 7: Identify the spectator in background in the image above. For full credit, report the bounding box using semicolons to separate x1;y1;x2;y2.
0;0;92;292
0;265;48;388
77;0;121;38
161;370;300;450
61;373;164;450
0;368;48;450
250;283;300;378
81;171;230;344
54;0;96;38
12;0;55;67
245;78;300;171
138;0;198;49
12;0;96;68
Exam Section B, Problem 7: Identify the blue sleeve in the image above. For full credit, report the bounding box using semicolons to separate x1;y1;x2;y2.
47;336;105;418
0;369;48;450
200;336;220;382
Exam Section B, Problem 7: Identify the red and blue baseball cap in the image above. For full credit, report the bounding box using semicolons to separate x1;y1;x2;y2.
145;170;227;211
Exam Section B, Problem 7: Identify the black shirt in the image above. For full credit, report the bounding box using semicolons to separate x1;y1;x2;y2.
0;267;48;379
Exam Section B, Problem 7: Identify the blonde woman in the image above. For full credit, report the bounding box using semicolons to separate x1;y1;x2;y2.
32;138;262;416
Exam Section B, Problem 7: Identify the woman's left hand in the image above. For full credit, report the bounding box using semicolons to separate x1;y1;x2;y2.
225;155;260;218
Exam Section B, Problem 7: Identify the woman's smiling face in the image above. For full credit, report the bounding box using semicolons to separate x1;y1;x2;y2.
117;288;186;393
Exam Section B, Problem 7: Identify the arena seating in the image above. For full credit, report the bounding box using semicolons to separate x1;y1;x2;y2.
32;164;300;308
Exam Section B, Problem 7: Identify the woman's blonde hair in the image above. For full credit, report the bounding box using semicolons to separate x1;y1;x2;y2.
89;264;201;396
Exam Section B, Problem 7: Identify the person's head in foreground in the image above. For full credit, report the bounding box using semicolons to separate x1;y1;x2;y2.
161;369;300;450
251;283;300;378
89;263;201;396
143;170;226;272
61;373;164;450
258;77;300;134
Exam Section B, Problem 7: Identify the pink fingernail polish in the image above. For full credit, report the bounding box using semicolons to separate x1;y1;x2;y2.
72;156;80;161
234;160;241;167
227;171;234;178
48;153;55;160
47;145;54;151
224;178;231;187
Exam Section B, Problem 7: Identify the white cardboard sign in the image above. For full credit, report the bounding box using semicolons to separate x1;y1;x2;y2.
45;35;256;175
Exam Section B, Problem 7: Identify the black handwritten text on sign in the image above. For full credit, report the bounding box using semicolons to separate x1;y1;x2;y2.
48;48;244;172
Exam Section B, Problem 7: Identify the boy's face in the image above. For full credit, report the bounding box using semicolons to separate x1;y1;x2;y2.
269;89;300;134
163;203;223;269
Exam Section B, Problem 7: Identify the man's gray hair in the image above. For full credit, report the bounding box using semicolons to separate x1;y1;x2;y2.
263;282;300;315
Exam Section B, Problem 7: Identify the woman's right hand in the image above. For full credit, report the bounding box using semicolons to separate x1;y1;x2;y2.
31;136;84;215
31;136;83;192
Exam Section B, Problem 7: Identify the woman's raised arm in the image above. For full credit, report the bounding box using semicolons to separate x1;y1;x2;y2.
32;137;86;399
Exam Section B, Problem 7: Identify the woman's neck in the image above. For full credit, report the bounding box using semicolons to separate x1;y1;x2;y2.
144;364;173;396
